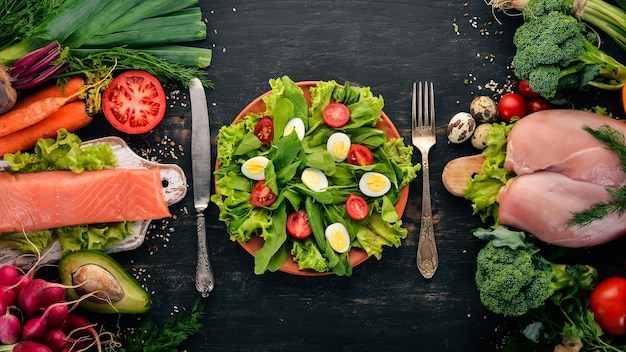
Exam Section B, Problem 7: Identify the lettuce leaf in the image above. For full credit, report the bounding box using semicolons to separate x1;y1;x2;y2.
291;238;330;272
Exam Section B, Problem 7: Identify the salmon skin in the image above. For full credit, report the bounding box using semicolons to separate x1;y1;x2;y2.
0;167;171;234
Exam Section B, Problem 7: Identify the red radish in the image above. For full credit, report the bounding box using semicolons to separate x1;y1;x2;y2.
41;330;71;352
62;314;102;352
22;314;48;340
0;265;19;285
45;303;69;330
13;340;53;352
41;285;67;307
0;309;21;344
0;285;17;307
13;273;32;295
18;278;69;318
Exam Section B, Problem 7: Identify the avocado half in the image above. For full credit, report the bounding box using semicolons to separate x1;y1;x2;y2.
59;249;152;314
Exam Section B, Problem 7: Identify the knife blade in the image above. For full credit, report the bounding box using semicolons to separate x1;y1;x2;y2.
189;77;214;297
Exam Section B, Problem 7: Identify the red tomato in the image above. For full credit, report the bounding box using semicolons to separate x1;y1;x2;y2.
498;93;528;122
254;117;274;144
528;97;551;113
589;276;626;335
250;180;277;207
347;144;374;166
286;210;312;239
518;79;540;99
102;70;166;134
322;103;350;128
346;194;369;220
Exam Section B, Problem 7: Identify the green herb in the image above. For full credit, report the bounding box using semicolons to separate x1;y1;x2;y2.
121;298;205;352
0;0;64;48
568;125;626;227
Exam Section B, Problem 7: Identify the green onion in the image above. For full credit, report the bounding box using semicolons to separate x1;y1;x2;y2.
98;0;200;35
82;20;207;48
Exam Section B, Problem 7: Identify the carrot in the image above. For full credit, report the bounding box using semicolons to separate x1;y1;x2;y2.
14;77;84;110
0;96;77;137
0;101;92;156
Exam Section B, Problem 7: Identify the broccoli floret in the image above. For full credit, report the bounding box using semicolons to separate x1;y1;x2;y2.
473;226;597;317
512;9;626;101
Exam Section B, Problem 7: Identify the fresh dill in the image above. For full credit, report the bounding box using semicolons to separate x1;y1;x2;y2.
568;124;626;227
120;298;205;352
0;0;65;48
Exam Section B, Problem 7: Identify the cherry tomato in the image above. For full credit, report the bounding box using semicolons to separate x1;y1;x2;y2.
322;103;350;128
102;70;166;134
286;210;312;239
518;79;540;99
254;117;274;144
528;97;551;113
498;93;528;122
347;144;374;166
250;180;277;207
346;194;369;220
589;276;626;335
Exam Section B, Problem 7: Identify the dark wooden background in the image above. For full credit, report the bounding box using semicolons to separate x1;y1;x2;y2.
75;0;626;351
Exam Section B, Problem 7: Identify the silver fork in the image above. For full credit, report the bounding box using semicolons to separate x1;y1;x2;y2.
412;81;438;279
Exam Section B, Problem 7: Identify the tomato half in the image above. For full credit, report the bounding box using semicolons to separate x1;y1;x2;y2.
347;144;374;166
254;117;274;144
528;97;551;113
102;70;167;134
322;103;350;128
589;276;626;335
250;180;277;207
518;79;540;99
498;93;528;123
346;194;369;220
286;210;312;239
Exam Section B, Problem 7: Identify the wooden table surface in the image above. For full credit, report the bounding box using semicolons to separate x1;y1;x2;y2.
74;1;626;351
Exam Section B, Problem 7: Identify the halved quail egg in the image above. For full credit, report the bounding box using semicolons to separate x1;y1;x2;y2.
283;118;305;141
301;167;328;192
325;223;350;253
359;172;391;197
326;132;351;162
241;156;269;181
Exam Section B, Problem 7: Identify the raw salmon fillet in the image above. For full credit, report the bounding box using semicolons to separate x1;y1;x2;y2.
0;168;171;234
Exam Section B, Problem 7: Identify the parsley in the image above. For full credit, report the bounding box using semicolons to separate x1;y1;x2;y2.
568;124;626;227
121;298;205;352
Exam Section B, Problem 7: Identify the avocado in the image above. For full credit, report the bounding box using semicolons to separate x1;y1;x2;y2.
59;249;152;314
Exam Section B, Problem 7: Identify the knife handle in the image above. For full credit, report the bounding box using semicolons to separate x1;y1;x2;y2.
195;212;214;297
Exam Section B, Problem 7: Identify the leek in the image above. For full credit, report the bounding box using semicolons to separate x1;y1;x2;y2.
99;0;200;35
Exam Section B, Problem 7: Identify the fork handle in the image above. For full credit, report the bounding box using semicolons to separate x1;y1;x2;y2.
417;150;438;279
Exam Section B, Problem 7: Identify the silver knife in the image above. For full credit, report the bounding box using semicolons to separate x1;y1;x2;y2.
189;77;215;297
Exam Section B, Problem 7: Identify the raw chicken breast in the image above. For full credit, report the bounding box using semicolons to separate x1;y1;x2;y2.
504;109;626;187
0;168;171;234
498;171;626;247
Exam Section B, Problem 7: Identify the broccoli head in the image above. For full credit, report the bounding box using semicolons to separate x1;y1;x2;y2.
473;226;597;317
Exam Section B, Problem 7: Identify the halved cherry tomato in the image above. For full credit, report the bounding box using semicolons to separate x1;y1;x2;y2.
590;276;626;335
518;79;540;99
322;102;350;128
254;117;274;144
347;144;374;166
102;70;166;134
346;194;369;220
250;180;277;207
286;209;312;239
528;97;551;113
498;93;528;123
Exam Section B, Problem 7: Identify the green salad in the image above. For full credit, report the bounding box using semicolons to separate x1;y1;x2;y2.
211;76;421;276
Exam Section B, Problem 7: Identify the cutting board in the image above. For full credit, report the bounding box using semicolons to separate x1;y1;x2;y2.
441;154;485;197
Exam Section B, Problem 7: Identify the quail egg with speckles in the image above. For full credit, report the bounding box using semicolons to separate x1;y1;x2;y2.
447;112;476;144
471;123;493;150
301;167;328;192
241;156;270;180
326;132;351;162
359;172;391;197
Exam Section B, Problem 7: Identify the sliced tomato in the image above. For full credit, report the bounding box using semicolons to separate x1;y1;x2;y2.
254;117;274;144
322;103;350;128
102;70;166;134
287;209;312;239
346;194;369;220
347;144;374;166
250;180;277;207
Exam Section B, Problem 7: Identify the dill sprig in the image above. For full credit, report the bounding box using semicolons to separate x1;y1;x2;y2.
121;298;205;352
568;124;626;227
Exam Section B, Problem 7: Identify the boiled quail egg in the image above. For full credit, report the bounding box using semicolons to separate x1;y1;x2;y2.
447;112;476;144
359;172;391;197
326;132;351;162
283;118;305;141
241;156;269;181
301;167;328;192
325;223;350;253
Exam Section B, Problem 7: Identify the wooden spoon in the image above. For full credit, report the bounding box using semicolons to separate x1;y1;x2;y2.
441;154;486;197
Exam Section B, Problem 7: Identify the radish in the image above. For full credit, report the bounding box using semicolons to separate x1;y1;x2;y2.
0;308;21;344
41;330;71;352
0;285;17;307
0;265;19;286
18;279;69;318
62;314;102;352
22;314;48;341
13;340;53;352
45;303;69;330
